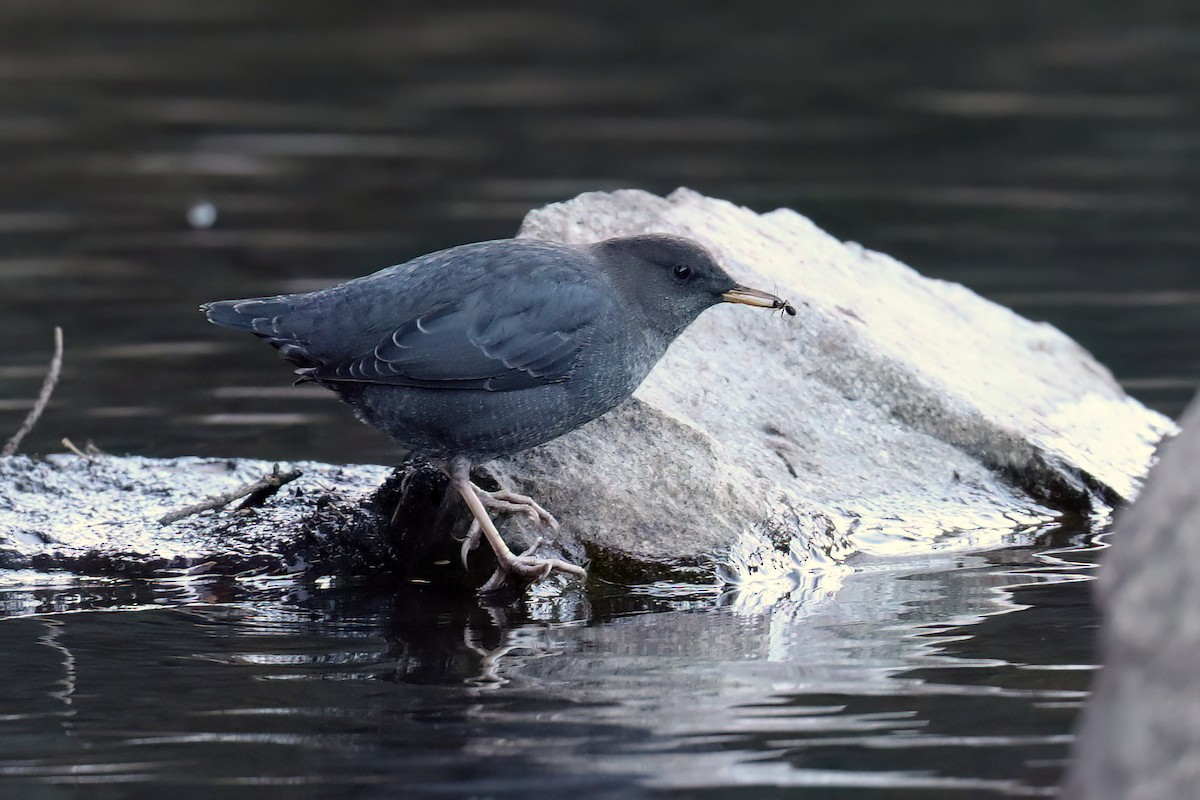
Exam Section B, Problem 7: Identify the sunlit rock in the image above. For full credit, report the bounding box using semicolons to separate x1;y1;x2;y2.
494;188;1172;585
1062;391;1200;800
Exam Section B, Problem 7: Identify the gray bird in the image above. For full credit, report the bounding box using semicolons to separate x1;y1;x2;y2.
202;234;792;592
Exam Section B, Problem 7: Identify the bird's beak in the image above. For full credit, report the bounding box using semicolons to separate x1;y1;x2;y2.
722;285;796;316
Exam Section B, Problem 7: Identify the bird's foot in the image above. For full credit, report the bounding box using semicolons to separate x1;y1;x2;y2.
450;459;584;593
460;482;559;569
473;483;559;528
478;536;588;594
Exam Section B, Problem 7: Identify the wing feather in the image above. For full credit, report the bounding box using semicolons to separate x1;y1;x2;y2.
206;239;613;391
303;282;603;391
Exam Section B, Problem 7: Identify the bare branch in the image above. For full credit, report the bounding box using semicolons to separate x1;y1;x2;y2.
3;326;64;457
158;465;303;526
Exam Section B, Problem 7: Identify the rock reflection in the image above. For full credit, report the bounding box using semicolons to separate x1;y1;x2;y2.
0;530;1099;795
382;585;567;687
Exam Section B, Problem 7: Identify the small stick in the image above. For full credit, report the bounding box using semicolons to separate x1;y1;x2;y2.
158;465;302;526
3;327;64;457
61;437;95;461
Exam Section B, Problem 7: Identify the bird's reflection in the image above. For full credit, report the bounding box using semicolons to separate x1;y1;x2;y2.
379;583;577;687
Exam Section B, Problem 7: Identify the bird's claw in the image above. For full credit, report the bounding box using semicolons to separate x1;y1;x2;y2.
460;519;482;570
477;536;587;593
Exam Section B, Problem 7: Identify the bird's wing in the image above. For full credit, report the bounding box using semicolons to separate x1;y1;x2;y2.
299;281;606;391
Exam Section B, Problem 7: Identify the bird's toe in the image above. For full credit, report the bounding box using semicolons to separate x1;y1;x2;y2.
477;543;587;594
471;484;559;530
460;519;482;570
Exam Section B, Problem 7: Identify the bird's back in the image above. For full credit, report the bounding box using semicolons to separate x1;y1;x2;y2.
202;238;607;373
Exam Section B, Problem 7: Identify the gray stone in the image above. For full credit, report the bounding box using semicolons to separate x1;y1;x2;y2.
1061;391;1200;800
0;189;1175;590
493;188;1172;577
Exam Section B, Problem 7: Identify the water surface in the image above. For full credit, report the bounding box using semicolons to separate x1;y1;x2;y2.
1;526;1097;798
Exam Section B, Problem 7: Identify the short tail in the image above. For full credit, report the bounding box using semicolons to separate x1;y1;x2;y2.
202;299;256;332
200;296;318;367
200;296;297;332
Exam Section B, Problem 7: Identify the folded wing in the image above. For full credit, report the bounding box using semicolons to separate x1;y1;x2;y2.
299;281;602;391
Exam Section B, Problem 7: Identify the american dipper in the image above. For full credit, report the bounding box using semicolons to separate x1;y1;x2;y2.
202;234;793;592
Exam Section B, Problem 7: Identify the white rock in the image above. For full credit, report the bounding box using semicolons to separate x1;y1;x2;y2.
489;188;1173;574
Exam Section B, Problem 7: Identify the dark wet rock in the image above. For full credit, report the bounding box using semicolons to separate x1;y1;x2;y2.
0;454;397;578
1061;392;1200;800
0;189;1176;592
0;453;578;589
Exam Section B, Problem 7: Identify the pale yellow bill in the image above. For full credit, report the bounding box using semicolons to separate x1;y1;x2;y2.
722;285;796;316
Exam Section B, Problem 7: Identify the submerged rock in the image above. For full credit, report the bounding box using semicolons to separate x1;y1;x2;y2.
0;189;1175;591
1061;392;1200;800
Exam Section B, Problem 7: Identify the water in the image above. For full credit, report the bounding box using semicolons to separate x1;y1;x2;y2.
1;1;1197;796
0;530;1096;798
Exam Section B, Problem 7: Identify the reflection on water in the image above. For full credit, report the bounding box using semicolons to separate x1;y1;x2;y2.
0;526;1097;797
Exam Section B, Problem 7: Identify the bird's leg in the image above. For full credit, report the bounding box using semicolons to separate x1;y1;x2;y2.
450;458;586;592
458;484;560;568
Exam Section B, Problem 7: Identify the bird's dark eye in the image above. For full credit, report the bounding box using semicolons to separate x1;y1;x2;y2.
673;264;692;280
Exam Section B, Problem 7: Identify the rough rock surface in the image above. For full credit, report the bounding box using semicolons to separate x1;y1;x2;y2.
0;189;1175;589
492;188;1172;571
0;454;523;588
1061;392;1200;800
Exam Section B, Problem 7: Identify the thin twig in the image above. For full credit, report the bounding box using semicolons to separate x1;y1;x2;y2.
61;437;95;461
61;438;106;461
158;464;303;526
3;327;64;457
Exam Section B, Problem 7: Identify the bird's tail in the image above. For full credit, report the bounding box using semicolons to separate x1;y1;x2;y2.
200;297;295;333
202;299;249;331
200;296;318;367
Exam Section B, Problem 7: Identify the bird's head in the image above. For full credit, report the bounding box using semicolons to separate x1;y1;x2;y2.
590;234;793;339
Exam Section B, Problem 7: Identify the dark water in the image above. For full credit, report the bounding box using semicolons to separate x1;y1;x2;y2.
0;531;1096;799
1;1;1198;797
